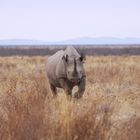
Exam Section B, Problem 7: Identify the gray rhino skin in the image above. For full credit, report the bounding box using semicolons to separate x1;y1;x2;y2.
46;47;86;98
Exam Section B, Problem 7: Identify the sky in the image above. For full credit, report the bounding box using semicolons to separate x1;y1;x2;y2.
0;0;140;41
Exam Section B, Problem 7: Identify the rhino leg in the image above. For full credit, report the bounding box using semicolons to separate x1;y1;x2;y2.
50;84;57;96
59;78;72;97
74;77;86;99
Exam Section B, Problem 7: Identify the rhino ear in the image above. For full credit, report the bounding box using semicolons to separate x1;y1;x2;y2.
79;53;86;62
62;54;69;63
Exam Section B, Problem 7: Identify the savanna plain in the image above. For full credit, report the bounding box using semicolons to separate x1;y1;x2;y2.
0;55;140;140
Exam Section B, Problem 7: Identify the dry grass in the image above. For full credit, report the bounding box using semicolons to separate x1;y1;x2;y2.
0;55;140;140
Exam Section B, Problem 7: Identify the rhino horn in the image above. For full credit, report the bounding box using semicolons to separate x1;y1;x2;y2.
73;58;78;75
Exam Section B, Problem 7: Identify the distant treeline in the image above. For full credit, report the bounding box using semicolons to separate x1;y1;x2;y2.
0;45;140;56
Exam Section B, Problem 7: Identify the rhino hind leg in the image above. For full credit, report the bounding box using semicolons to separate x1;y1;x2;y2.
50;84;57;96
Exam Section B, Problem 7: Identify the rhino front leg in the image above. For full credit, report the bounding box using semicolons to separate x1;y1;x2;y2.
74;77;86;99
64;88;72;100
59;78;72;97
50;84;57;96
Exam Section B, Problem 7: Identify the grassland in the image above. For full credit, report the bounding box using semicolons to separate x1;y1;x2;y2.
0;55;140;140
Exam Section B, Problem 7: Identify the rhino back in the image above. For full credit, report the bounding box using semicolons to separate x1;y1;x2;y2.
65;47;80;58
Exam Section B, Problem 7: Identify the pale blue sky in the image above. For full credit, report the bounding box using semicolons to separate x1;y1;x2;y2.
0;0;140;41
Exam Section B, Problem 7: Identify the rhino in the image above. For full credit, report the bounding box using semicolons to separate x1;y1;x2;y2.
46;47;86;98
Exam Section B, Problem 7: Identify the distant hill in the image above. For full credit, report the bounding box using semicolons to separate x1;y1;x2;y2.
0;39;47;45
0;37;140;46
55;37;140;45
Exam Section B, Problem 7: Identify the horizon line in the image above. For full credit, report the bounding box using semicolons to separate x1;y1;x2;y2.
1;36;140;42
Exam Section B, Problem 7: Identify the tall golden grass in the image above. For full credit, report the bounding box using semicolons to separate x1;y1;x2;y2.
0;56;140;140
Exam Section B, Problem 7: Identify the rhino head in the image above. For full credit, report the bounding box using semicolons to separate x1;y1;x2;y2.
62;54;85;84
